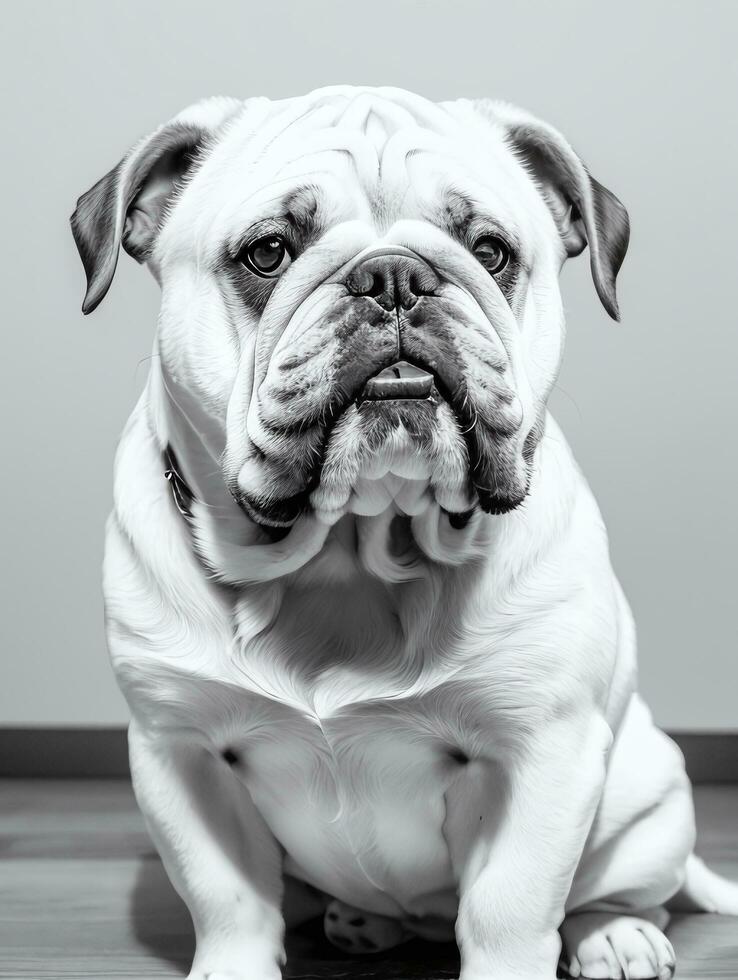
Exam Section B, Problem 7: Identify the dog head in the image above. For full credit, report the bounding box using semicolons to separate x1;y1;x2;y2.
72;86;628;576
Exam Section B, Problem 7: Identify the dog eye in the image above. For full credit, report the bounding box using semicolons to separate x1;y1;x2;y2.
472;235;510;276
239;234;292;278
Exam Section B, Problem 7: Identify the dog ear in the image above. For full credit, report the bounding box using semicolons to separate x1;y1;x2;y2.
473;102;630;321
70;97;242;314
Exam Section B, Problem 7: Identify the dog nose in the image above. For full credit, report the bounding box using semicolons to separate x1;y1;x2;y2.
345;254;439;311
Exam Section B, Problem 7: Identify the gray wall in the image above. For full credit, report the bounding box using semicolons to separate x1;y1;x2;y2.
1;0;736;728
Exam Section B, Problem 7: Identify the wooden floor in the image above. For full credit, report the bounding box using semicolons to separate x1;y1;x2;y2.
0;781;736;979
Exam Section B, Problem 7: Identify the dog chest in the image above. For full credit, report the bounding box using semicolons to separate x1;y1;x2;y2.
224;690;477;918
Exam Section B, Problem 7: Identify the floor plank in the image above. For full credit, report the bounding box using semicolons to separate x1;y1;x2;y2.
0;780;736;979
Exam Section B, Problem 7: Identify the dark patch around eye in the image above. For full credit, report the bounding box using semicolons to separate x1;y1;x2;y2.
224;262;278;318
443;189;477;241
283;186;320;234
223;185;324;316
440;189;522;305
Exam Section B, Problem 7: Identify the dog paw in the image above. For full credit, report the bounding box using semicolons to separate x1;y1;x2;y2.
188;972;280;980
187;953;282;980
188;973;280;980
188;973;242;980
560;911;675;979
189;974;242;980
323;898;410;953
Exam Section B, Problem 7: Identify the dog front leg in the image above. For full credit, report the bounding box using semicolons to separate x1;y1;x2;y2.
449;716;612;980
129;720;285;980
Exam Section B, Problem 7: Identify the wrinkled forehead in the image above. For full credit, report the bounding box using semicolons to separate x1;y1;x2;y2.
167;89;541;256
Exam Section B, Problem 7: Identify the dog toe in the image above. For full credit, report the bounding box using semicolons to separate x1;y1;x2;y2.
561;911;674;979
323;898;407;953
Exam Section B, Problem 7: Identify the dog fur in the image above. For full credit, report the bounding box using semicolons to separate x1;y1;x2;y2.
71;86;738;980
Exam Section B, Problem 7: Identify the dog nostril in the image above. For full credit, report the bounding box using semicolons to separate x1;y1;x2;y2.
409;268;436;299
367;273;384;298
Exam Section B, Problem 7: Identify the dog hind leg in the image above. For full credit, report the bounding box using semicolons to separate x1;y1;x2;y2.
323;898;412;953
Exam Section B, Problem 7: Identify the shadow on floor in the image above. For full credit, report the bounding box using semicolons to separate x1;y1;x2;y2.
129;854;461;979
130;853;193;973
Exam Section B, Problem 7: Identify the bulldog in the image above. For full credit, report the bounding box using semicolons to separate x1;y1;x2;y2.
71;86;738;980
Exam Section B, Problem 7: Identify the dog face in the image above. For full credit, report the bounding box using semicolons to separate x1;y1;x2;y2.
72;87;628;539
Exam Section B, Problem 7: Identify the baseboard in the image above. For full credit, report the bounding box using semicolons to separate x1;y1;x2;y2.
669;732;738;785
0;728;736;782
0;728;130;778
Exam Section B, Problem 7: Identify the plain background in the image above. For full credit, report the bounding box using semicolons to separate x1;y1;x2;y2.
1;0;735;728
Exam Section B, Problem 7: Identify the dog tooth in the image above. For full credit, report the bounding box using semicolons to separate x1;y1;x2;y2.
383;473;404;498
394;478;429;513
361;453;392;480
349;478;394;516
397;490;432;516
390;454;432;479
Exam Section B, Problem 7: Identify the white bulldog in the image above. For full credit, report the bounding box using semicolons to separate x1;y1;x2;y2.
72;86;738;980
